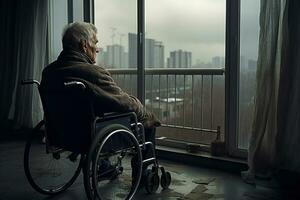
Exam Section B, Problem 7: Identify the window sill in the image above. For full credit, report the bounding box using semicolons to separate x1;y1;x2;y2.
156;145;248;174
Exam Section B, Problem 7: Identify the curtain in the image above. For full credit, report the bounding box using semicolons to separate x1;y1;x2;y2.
0;1;18;130
276;0;300;173
0;0;48;131
247;0;284;176
243;0;300;183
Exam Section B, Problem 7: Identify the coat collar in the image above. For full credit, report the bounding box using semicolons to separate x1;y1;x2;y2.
57;49;94;64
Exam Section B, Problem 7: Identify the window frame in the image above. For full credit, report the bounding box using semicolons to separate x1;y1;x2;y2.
225;0;248;158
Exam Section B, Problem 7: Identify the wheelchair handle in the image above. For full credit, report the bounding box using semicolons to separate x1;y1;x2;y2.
64;81;86;89
21;79;40;86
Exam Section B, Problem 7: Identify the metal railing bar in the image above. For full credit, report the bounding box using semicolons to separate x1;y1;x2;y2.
192;75;194;128
201;75;204;128
151;74;153;113
108;68;225;75
148;68;225;75
167;75;169;125
210;75;214;129
174;75;177;126
159;75;161;120
130;74;133;94
183;75;186;127
123;74;126;92
114;74;118;85
161;124;219;133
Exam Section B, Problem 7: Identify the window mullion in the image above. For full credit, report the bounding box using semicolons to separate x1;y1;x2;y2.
225;0;244;157
137;0;145;104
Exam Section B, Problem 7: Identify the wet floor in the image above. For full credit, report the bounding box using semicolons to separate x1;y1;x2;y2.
0;141;295;200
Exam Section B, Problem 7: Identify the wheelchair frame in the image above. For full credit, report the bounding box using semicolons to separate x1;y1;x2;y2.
22;79;171;200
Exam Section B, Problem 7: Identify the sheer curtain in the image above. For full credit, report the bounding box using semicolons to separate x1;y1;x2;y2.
243;0;300;183
0;0;48;131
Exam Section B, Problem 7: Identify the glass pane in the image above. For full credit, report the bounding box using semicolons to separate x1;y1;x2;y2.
145;0;225;144
239;0;260;149
49;0;68;63
73;0;84;22
94;0;137;95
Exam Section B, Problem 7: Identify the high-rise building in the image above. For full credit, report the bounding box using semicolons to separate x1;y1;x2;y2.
154;41;164;68
128;33;137;68
167;50;192;68
96;48;106;65
106;44;126;68
97;45;127;68
212;56;225;68
123;52;128;68
145;38;155;68
128;33;164;68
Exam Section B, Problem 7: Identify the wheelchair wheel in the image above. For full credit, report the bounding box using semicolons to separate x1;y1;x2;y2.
24;120;83;195
84;124;142;200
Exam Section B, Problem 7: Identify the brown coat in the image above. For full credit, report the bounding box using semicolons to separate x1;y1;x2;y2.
41;50;161;128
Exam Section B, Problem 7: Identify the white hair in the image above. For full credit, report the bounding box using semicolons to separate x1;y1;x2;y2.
62;22;97;50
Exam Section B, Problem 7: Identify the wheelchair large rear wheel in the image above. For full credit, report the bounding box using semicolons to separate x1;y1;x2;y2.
24;120;83;195
84;124;142;200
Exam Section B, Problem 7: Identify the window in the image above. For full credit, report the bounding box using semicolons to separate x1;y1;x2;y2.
145;0;225;145
94;0;136;70
91;0;259;156
48;0;69;63
94;0;137;95
48;0;84;63
72;0;84;22
239;0;260;150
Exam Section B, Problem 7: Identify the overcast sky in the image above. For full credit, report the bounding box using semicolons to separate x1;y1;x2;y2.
95;0;260;64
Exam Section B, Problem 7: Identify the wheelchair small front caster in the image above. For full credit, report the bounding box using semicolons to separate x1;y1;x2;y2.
145;167;160;194
160;167;171;190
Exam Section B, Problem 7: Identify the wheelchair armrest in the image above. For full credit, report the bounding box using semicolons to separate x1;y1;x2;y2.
95;112;144;143
21;79;40;86
102;112;138;123
64;81;86;90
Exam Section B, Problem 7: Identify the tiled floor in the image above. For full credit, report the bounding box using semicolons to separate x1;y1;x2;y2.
0;141;296;200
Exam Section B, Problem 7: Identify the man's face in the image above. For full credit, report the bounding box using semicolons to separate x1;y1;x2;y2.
86;33;99;64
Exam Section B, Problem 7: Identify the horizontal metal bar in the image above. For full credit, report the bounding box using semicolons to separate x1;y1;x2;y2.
161;124;219;133
146;68;225;75
108;68;225;76
109;69;137;75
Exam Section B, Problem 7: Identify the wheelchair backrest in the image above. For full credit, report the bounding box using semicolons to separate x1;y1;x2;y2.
39;81;94;153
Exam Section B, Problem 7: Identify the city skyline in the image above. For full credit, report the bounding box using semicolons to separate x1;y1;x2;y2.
97;32;256;70
95;0;226;64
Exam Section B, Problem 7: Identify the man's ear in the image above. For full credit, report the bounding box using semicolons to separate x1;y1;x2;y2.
80;40;88;53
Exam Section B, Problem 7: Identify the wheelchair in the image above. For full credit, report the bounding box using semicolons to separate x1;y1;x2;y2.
22;79;171;200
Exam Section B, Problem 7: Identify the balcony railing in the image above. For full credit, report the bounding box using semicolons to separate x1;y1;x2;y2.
109;68;225;145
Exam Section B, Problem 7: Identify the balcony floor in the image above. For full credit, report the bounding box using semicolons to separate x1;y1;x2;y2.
0;140;295;200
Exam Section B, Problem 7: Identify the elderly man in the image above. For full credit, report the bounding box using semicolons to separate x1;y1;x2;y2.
41;22;160;180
